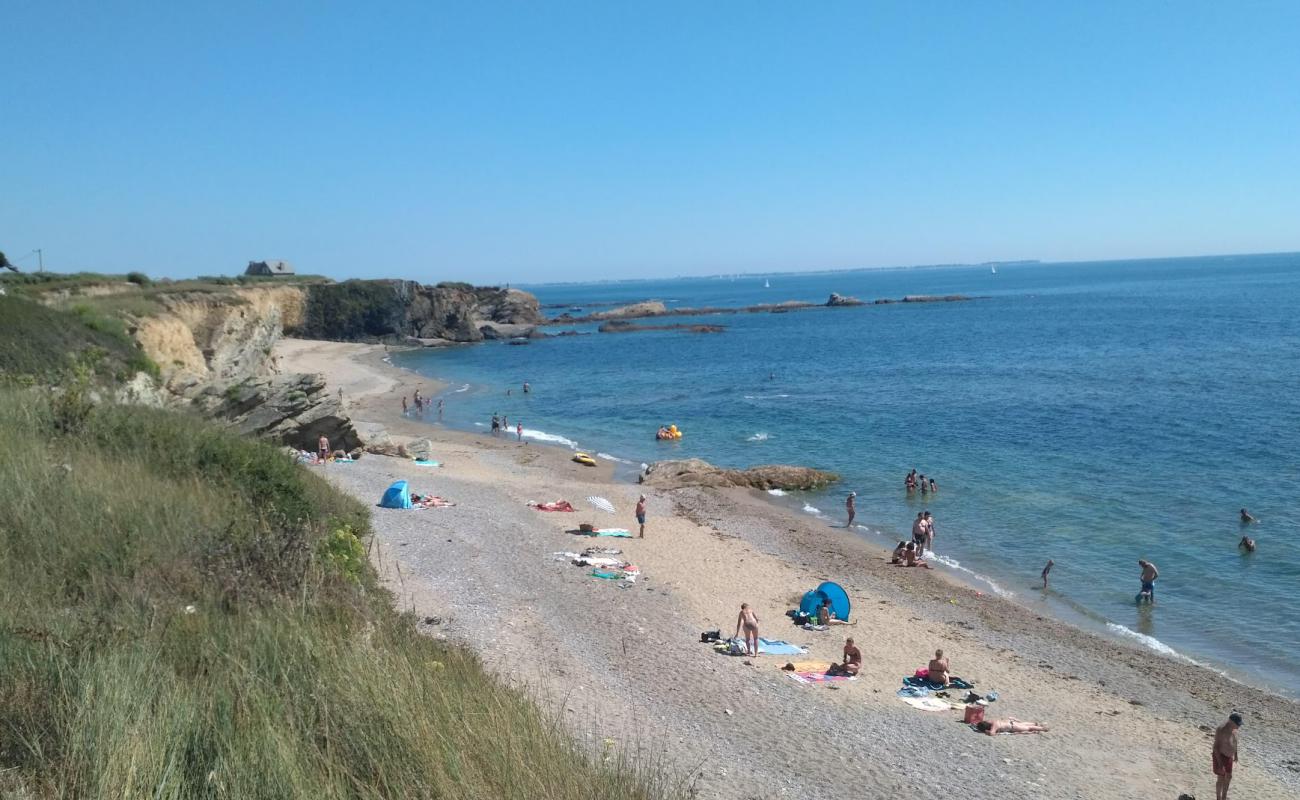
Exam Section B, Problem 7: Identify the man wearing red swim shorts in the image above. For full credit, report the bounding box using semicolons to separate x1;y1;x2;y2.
1213;712;1242;800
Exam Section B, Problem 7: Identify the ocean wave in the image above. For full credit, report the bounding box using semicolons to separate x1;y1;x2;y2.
596;452;633;464
802;503;821;515
747;432;770;442
1105;624;1192;660
926;551;1015;598
767;488;787;496
520;428;579;449
742;393;793;401
473;422;486;427
451;383;471;394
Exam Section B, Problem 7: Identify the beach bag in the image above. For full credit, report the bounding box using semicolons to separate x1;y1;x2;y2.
963;705;985;725
700;630;721;643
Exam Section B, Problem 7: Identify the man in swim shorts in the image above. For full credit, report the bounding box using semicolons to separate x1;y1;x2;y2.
1136;559;1159;604
1042;559;1054;589
635;494;647;538
734;603;760;657
912;512;927;556
845;492;856;528
1213;712;1242;799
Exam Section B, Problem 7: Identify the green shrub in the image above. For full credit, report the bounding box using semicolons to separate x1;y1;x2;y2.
125;271;151;286
290;280;407;341
0;390;671;798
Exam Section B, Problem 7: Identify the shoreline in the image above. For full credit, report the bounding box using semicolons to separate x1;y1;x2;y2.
277;336;1300;799
349;340;1268;694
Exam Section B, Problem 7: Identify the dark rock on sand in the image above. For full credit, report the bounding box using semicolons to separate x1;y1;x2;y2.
640;458;838;491
198;372;359;452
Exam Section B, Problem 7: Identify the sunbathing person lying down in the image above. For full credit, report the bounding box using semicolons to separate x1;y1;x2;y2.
976;719;1048;735
411;493;455;508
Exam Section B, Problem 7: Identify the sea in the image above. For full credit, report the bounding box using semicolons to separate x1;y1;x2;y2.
393;253;1300;694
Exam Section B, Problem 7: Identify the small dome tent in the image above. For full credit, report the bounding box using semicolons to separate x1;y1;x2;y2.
379;480;412;509
798;581;851;622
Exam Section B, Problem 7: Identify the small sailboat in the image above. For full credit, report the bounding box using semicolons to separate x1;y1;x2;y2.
764;278;771;288
990;265;997;275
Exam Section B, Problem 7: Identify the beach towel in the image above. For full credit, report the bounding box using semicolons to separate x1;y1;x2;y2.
575;556;624;568
783;661;833;673
413;496;455;508
901;696;955;712
723;638;807;656
588;528;632;538
590;569;637;583
530;500;576;512
413;459;440;467
787;671;856;685
903;676;973;691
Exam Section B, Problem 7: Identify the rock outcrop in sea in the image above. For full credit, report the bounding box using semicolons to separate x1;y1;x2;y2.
639;458;838;491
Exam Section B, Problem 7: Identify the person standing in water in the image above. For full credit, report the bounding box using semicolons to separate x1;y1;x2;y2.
1041;559;1054;589
1136;559;1159;604
523;382;531;394
923;511;935;552
401;396;408;415
734;603;759;657
635;494;647;538
911;513;927;556
845;492;856;528
1213;713;1242;800
437;398;444;420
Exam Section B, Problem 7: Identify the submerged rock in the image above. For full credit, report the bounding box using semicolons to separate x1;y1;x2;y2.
639;458;838;491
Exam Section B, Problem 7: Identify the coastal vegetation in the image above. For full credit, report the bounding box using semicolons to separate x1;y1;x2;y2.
0;391;667;798
0;299;670;798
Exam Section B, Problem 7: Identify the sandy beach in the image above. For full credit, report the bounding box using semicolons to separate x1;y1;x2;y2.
278;337;1300;800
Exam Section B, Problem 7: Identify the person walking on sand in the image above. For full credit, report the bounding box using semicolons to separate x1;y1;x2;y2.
437;398;444;419
401;396;408;415
1136;559;1159;604
734;603;760;657
1213;713;1242;799
635;494;647;538
317;434;330;463
845;492;856;528
516;422;523;442
1042;559;1054;589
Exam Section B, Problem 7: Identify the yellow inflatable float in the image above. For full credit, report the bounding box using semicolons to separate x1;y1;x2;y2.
572;452;597;467
655;424;683;441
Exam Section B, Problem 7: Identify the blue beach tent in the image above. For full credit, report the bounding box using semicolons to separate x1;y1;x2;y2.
378;480;412;509
799;581;851;622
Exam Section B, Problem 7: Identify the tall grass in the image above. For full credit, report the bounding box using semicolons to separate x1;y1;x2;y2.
0;393;672;799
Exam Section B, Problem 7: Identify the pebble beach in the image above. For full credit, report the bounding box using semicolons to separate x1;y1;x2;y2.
281;337;1300;800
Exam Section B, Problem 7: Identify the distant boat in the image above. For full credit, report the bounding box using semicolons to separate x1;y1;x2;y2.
990;266;997;275
764;278;771;288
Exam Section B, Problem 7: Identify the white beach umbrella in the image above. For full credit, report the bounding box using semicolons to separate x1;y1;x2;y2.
586;496;616;514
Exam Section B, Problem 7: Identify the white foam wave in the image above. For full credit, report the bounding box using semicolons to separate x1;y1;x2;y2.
802;503;822;515
596;452;633;464
452;383;471;394
1106;623;1191;662
926;551;1015;598
747;432;770;442
742;394;793;400
520;428;579;449
473;422;486;427
767;489;787;496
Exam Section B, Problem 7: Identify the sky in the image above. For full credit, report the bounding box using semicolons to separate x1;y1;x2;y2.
2;1;1299;283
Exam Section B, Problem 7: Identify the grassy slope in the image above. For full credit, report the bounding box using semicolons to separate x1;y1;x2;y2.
0;295;159;385
0;404;667;796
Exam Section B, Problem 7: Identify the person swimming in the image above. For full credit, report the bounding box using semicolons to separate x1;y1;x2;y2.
1239;536;1256;552
1240;508;1256;524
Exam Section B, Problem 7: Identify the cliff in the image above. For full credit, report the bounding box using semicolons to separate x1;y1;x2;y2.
287;281;544;343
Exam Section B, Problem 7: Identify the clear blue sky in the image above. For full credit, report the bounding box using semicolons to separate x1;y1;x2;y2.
3;2;1298;283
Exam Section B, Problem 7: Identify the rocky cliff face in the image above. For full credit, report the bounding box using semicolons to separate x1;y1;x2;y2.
287;281;544;343
640;458;839;491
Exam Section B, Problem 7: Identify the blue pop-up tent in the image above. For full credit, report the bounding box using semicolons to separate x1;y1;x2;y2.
378;480;412;509
798;581;851;622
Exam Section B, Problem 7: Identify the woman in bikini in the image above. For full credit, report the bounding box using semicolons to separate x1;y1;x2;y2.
734;603;760;657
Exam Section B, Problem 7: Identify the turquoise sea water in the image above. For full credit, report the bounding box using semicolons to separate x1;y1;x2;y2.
395;253;1300;692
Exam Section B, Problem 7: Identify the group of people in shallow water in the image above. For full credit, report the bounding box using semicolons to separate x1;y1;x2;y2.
905;469;937;495
401;388;443;419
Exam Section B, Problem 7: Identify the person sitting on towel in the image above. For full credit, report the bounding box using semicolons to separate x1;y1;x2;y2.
832;638;862;676
817;599;850;626
975;719;1049;735
927;648;951;686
